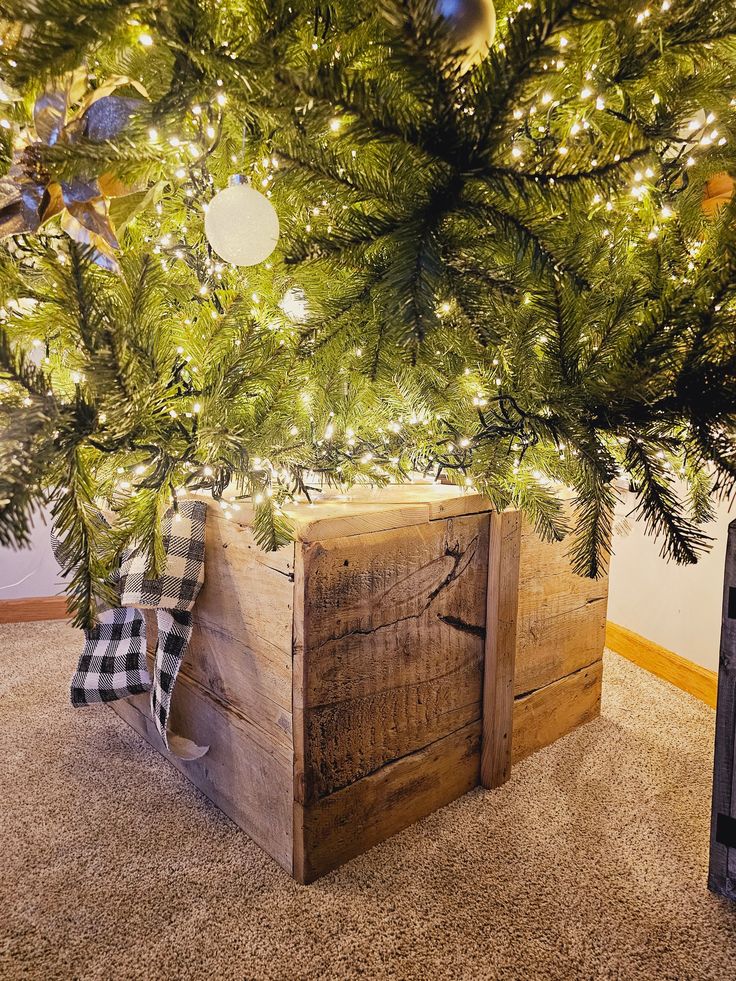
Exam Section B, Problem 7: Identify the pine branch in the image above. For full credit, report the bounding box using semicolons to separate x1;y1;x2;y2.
624;438;713;565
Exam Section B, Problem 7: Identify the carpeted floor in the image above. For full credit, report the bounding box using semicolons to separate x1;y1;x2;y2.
1;621;734;981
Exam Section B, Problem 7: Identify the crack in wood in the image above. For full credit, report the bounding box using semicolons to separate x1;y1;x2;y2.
309;717;482;801
521;597;606;626
513;656;601;700
307;655;484;711
308;535;479;652
437;614;486;638
267;566;295;581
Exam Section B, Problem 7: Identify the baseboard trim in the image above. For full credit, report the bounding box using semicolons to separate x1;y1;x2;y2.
0;596;68;624
605;621;717;708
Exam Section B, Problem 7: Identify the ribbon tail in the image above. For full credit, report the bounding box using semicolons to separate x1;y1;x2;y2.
165;731;209;761
151;608;208;760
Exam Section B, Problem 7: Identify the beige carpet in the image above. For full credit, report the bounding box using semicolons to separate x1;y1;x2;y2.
1;621;734;981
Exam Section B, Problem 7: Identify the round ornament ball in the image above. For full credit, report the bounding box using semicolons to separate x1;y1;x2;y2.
435;0;496;69
204;177;280;266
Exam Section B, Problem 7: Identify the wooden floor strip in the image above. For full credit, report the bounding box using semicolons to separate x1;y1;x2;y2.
0;596;68;624
605;621;717;708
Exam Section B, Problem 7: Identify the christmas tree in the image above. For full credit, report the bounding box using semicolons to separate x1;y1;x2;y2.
0;0;734;626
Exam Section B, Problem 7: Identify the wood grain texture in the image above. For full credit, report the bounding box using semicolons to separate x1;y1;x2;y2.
481;510;521;789
511;659;603;764
514;520;608;697
293;720;481;884
606;621;717;708
0;596;68;623
708;519;736;899
112;673;294;873
283;484;492;542
294;515;490;803
199;485;493;543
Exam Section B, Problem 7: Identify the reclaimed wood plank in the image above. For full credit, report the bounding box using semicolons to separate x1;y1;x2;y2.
481;510;521;788
294;515;489;802
292;543;308;811
112;674;294;872
293;720;481;884
151;507;296;749
515;519;608;696
511;659;603;764
286;484;491;541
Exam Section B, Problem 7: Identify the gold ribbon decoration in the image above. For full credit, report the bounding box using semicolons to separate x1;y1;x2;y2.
0;72;150;272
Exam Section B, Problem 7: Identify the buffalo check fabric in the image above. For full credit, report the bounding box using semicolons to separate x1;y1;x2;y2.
119;502;206;610
150;609;193;739
53;499;208;758
69;607;150;706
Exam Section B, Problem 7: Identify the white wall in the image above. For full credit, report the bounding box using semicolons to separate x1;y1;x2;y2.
0;511;62;599
608;493;735;673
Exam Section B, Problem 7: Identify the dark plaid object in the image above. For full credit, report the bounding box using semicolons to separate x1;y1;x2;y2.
53;500;207;757
70;607;150;706
119;501;206;610
150;609;193;737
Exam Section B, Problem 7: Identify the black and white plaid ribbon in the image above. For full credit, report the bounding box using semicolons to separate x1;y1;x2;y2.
53;500;208;760
70;607;149;705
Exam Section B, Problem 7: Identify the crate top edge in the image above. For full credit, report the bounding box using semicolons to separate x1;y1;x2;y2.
199;483;506;543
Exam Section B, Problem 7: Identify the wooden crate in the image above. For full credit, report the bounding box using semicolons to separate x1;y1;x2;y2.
112;485;608;882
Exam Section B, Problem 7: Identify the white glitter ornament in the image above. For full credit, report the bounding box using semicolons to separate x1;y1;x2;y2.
204;176;280;266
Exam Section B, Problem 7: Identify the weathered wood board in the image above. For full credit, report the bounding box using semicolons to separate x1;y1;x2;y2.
295;722;482;883
293;515;490;803
111;484;607;883
511;660;603;764
113;676;294;872
514;518;609;697
482;510;521;788
709;519;736;901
